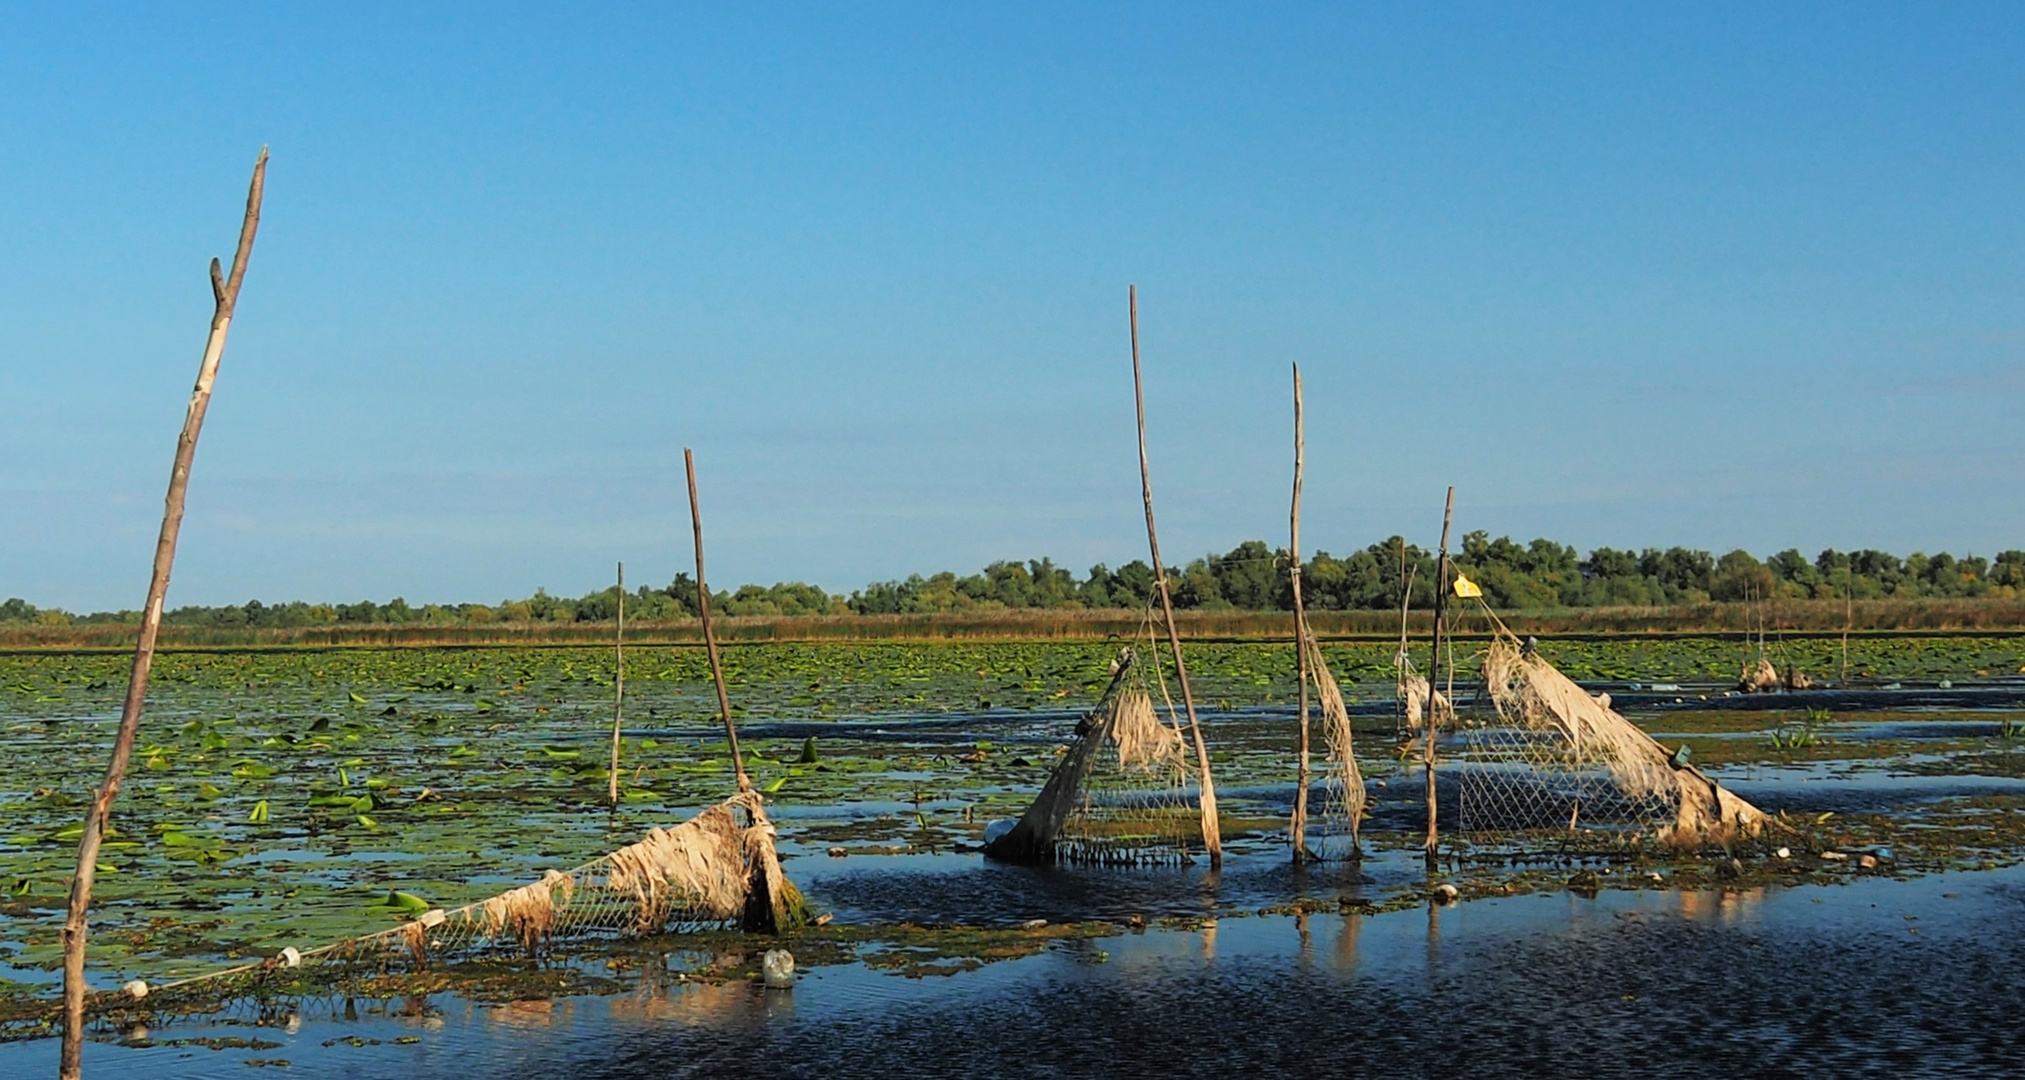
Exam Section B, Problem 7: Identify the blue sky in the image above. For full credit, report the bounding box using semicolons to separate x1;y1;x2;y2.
2;4;2021;610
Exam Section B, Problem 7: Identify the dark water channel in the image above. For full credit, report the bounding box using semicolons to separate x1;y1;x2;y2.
8;864;2024;1079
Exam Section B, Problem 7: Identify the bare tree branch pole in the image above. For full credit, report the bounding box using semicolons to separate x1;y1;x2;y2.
1396;539;1415;661
1128;285;1221;866
1288;363;1313;862
609;561;625;807
61;147;268;1080
686;448;749;793
1424;486;1455;874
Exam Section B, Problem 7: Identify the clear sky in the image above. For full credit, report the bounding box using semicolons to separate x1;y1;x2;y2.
3;4;2020;611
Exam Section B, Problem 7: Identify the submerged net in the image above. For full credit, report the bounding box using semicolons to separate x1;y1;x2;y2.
984;647;1211;866
77;792;801;1023
1456;630;1763;847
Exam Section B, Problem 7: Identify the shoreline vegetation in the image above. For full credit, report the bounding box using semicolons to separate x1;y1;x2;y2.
8;535;2024;649
3;599;2024;651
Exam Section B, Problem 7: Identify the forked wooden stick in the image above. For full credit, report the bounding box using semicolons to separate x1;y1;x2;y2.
1128;285;1221;866
61;148;268;1080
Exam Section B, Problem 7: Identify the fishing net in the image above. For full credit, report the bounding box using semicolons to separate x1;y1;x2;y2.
984;647;1212;866
69;792;802;1026
1293;631;1366;861
1454;628;1763;848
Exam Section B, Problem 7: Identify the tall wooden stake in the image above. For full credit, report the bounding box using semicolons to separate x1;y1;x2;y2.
686;449;749;793
1129;285;1221;866
608;561;625;807
1841;565;1853;685
61;148;268;1080
1424;486;1454;873
1288;364;1313;861
1397;538;1414;661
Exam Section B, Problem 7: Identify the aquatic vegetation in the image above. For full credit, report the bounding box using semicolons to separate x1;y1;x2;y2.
1768;709;1834;750
1;637;2021;1007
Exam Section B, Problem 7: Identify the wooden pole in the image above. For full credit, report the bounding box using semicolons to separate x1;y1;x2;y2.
61;147;268;1080
608;561;625;807
686;448;749;793
1128;285;1221;866
1424;486;1454;873
1396;538;1414;661
1288;363;1313;862
1841;565;1853;685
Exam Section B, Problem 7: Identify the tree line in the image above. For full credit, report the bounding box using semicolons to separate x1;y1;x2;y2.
6;536;2023;627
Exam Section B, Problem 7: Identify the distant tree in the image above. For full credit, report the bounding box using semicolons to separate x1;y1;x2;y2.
16;534;2022;627
1209;541;1280;611
1640;547;1714;603
1991;551;2025;591
1171;558;1225;609
1765;549;1819;597
1108;561;1157;608
1710;550;1776;603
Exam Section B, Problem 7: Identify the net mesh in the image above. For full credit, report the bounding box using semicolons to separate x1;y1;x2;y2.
1454;626;1764;848
1297;632;1366;860
69;792;799;1026
984;644;1210;866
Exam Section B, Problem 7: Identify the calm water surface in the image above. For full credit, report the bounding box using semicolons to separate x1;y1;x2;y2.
8;863;2023;1079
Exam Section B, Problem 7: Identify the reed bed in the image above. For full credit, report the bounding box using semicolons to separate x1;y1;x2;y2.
6;599;2024;652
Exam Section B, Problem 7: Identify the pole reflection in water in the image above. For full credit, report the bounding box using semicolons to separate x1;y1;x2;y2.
1677;886;1766;925
1425;899;1442;974
488;999;565;1030
1333;911;1361;975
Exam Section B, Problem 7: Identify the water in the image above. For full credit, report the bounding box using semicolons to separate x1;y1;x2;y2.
10;663;2025;1075
8;864;2024;1078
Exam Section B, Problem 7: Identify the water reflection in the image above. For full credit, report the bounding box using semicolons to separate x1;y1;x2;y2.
13;870;2025;1079
1424;900;1441;971
487;999;567;1030
1676;886;1765;924
605;978;789;1027
798;848;1420;927
1333;911;1361;974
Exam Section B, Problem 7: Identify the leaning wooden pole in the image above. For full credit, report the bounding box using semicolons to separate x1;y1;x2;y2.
685;448;749;794
1423;486;1454;873
683;450;794;934
1128;285;1221;866
1288;364;1313;861
61;148;268;1080
608;561;625;807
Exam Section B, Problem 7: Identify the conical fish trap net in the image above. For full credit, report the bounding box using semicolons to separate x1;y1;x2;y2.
1455;631;1763;849
74;792;798;1025
1056;681;1202;865
985;648;1209;866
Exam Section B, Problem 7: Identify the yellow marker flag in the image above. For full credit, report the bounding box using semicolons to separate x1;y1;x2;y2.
1452;573;1483;599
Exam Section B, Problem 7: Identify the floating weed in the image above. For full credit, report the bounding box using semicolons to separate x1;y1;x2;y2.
1769;711;1832;751
1;639;2022;992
